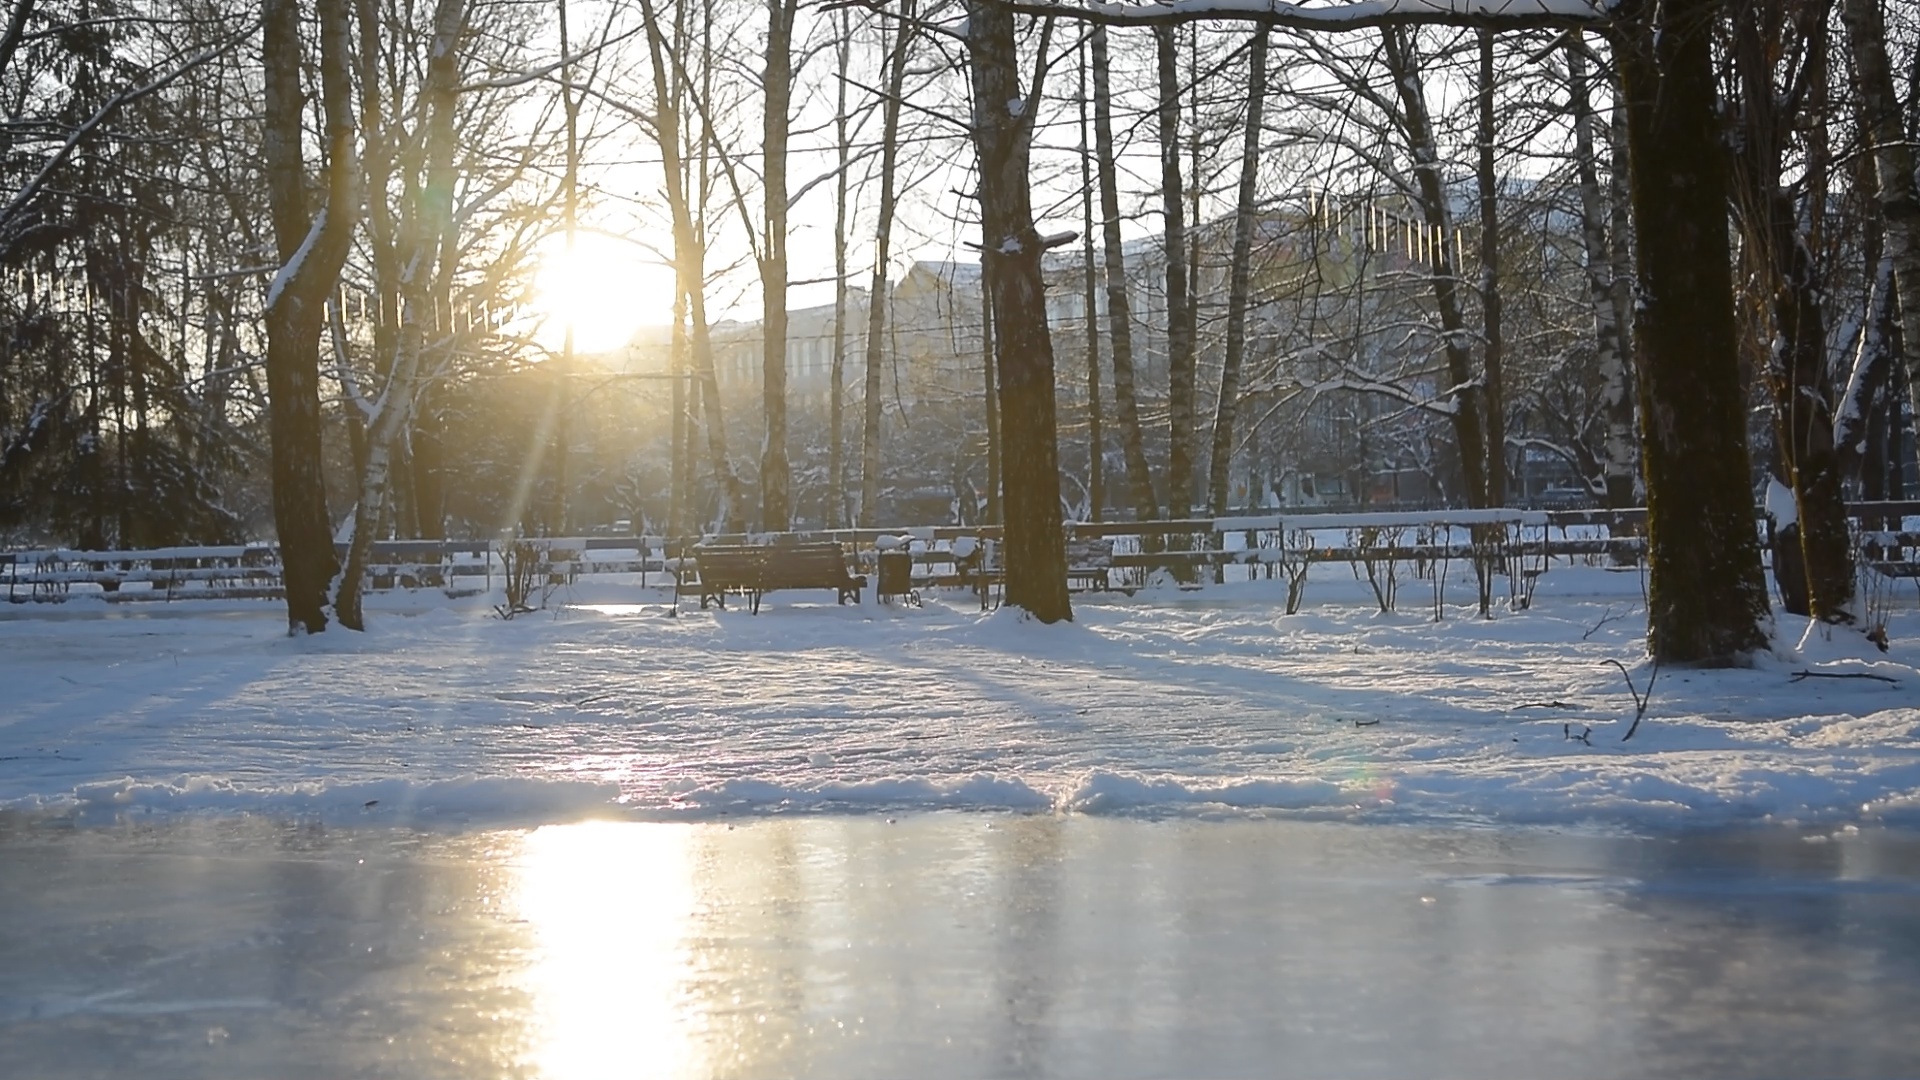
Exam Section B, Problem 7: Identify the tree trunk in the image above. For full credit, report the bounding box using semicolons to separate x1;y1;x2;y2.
1729;7;1854;623
1091;26;1158;523
1078;37;1104;522
1617;0;1772;663
1568;39;1637;508
336;0;464;631
1475;30;1506;509
966;0;1069;622
829;10;851;529
860;1;913;528
759;0;797;531
638;0;741;532
1155;26;1196;518
1382;27;1487;508
261;0;357;634
1840;0;1920;428
983;266;1001;525
1209;28;1266;517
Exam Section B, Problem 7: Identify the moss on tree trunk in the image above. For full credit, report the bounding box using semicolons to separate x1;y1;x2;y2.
1617;0;1772;664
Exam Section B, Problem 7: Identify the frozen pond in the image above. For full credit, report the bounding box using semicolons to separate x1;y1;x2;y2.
3;814;1918;1079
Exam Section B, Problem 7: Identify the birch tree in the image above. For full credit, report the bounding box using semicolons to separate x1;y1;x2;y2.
1565;37;1637;508
333;0;465;630
1839;0;1920;426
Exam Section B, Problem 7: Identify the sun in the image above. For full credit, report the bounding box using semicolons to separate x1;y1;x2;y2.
531;231;674;356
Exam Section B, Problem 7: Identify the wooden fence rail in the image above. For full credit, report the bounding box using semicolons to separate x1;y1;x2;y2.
5;503;1916;604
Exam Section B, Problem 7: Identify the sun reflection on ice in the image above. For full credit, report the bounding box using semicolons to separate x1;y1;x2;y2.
514;821;704;1080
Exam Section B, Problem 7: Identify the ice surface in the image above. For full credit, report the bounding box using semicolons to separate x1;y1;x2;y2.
2;815;1918;1079
2;566;1917;829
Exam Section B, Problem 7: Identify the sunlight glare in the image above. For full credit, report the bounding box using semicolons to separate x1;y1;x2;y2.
533;233;669;355
514;821;704;1080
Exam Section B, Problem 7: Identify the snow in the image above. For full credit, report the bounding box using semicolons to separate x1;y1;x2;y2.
4;566;1918;830
263;207;326;311
1765;476;1798;528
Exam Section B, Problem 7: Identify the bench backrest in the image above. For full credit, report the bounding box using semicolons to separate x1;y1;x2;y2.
693;545;762;587
758;543;854;588
1066;537;1114;567
695;542;854;589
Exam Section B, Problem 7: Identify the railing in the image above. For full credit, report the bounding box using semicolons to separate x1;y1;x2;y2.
4;503;1916;605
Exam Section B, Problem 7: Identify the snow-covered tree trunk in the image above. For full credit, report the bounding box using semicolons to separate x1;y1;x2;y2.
1840;0;1920;429
1617;0;1771;663
1208;27;1266;517
860;1;913;528
333;0;464;632
1091;26;1159;523
262;0;357;635
1567;40;1636;508
966;1;1069;622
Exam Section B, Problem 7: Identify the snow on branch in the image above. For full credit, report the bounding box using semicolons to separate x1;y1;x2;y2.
0;16;259;243
265;208;327;312
999;0;1614;31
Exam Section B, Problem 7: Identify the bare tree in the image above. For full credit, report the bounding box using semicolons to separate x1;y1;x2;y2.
333;0;466;630
1091;25;1158;522
262;0;359;634
860;1;915;527
965;1;1070;621
1208;27;1267;517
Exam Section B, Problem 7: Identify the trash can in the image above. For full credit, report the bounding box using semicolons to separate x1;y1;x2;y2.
877;550;913;603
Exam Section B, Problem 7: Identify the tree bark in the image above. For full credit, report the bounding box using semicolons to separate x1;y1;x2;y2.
262;0;357;634
1474;30;1505;509
860;1;913;528
335;0;465;631
1617;0;1772;663
1840;0;1920;428
1209;27;1266;517
637;0;742;531
1079;37;1104;522
1091;26;1158;523
1729;3;1853;623
829;9;851;529
1568;39;1637;508
1155;26;1196;517
1382;27;1487;508
966;0;1070;622
759;0;797;531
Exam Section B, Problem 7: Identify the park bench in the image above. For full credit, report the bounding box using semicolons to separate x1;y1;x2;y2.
1066;537;1115;592
692;541;865;614
1863;530;1920;602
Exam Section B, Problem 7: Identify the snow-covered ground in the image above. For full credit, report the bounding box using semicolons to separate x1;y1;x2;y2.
4;566;1918;830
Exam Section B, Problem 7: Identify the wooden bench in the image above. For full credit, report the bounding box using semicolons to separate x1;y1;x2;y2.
692;542;865;614
1066;537;1115;592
